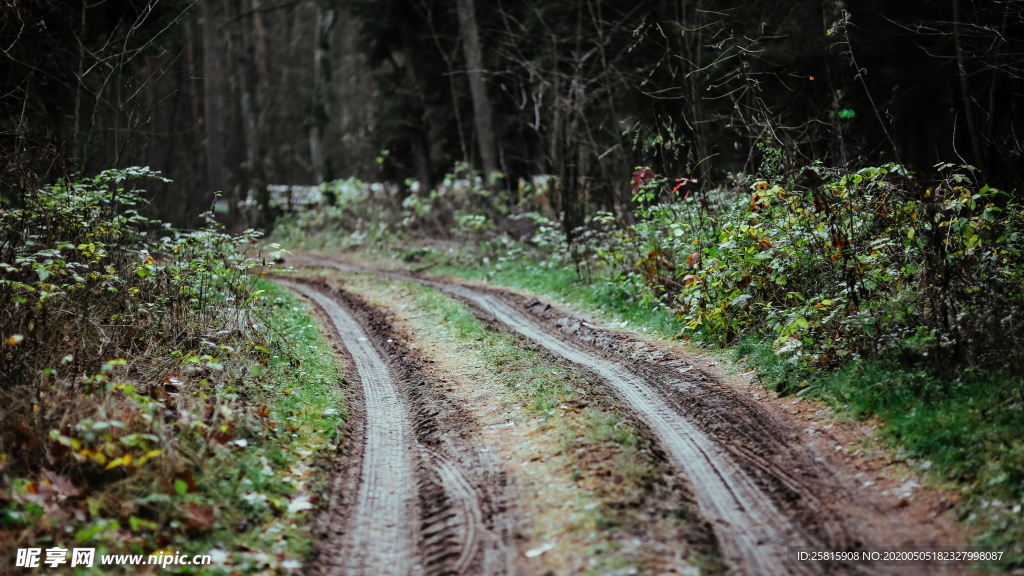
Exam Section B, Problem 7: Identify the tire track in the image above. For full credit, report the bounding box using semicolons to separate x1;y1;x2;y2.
426;282;819;576
280;280;420;576
280;278;512;576
287;257;825;575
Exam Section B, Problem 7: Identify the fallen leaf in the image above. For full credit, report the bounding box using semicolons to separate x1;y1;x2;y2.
186;503;216;530
41;471;80;498
170;469;198;494
105;453;132;470
210;423;234;446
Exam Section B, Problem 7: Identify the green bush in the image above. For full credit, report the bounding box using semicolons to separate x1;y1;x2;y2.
615;162;1024;377
0;169;340;572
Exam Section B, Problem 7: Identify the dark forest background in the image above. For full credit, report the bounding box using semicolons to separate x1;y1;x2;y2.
2;0;1021;229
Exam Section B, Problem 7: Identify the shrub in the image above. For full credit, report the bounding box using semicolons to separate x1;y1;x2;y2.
615;162;1023;377
0;168;322;569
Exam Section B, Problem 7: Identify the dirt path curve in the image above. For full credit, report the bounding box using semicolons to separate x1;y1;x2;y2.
279;280;420;576
287;257;828;575
421;282;822;576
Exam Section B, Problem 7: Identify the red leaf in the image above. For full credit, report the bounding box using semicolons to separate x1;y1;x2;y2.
631;167;655;195
631;170;643;194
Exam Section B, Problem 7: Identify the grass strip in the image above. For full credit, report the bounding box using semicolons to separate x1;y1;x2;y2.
433;260;684;340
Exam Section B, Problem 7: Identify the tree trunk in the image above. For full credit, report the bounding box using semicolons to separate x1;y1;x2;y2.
310;0;337;185
454;0;499;184
412;135;432;191
72;0;87;165
202;0;225;198
953;0;986;175
233;0;270;229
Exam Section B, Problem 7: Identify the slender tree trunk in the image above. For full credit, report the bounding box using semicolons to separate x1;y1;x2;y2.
254;4;275;182
953;0;986;175
72;0;87;165
412;135;432;191
233;0;271;229
185;19;201;149
310;0;337;184
203;0;225;197
455;0;499;184
984;3;1010;163
426;9;469;164
400;41;435;191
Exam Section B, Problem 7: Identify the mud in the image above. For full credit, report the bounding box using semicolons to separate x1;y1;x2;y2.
286;255;968;576
278;278;514;576
421;281;830;575
337;271;725;575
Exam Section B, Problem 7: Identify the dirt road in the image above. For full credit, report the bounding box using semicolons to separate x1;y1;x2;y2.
284;256;965;575
433;281;822;574
287;257;827;574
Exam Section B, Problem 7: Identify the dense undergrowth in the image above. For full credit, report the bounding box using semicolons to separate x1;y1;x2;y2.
0;170;344;573
273;158;1024;568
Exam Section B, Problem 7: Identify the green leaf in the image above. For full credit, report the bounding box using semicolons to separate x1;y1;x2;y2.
174;478;188;495
245;289;266;306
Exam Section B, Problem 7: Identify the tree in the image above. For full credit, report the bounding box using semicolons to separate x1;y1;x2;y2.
230;0;271;228
454;0;499;185
203;0;225;198
310;0;337;185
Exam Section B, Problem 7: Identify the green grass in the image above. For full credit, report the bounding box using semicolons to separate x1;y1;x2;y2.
177;278;348;573
805;360;1024;566
434;260;685;340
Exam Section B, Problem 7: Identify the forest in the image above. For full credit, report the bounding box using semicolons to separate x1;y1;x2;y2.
1;0;1023;574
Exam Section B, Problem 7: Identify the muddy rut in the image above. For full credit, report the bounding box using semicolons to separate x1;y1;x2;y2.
419;281;827;575
277;279;513;576
289;256;854;576
281;280;419;575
